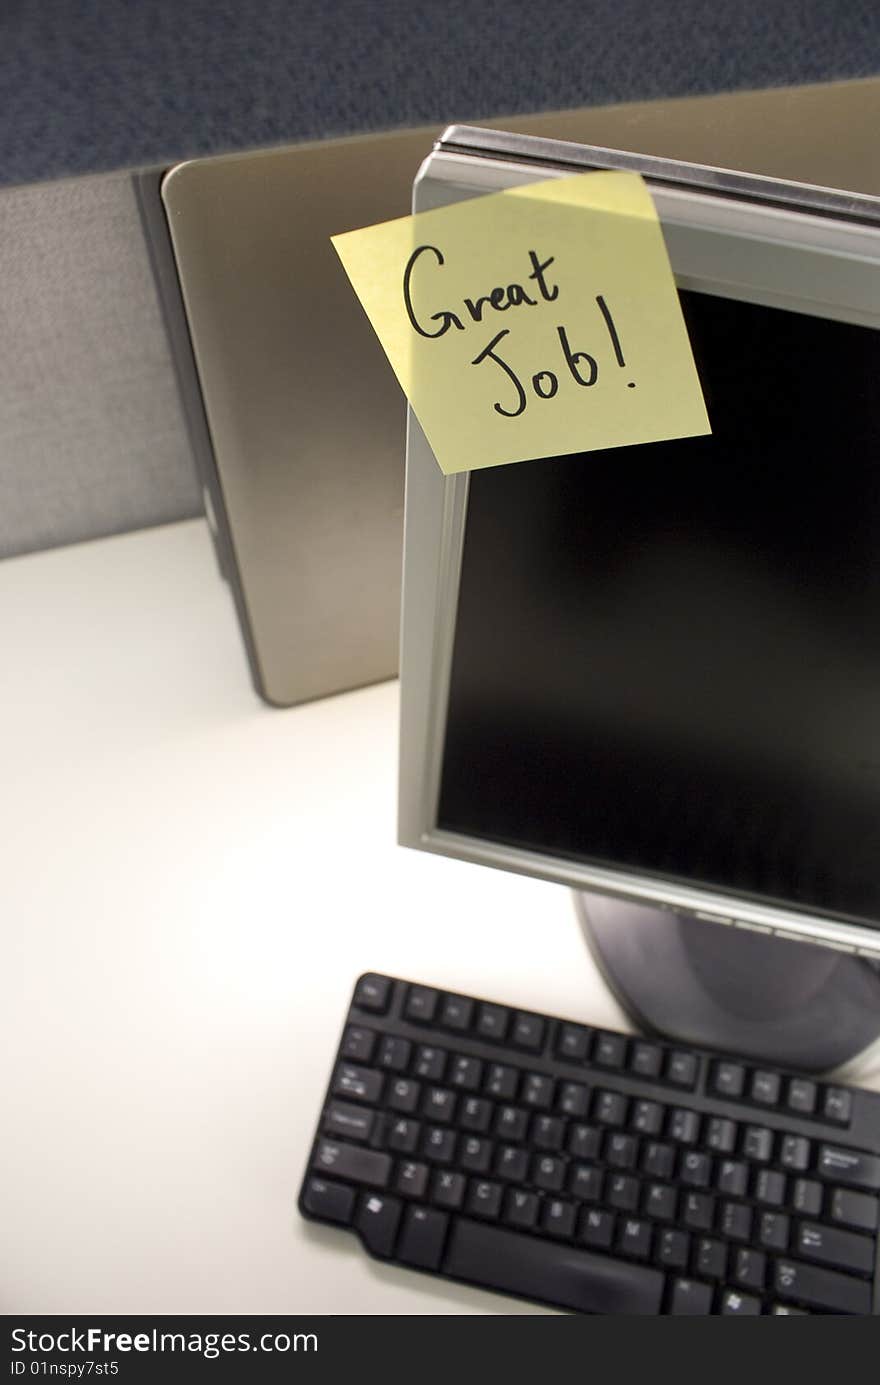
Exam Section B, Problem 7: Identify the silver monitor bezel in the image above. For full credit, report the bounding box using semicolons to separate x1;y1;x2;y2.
398;128;880;959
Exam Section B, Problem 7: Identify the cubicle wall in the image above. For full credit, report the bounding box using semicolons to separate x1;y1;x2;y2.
1;78;879;562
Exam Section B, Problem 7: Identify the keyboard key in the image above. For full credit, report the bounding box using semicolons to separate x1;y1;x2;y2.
332;1064;383;1104
630;1041;663;1078
477;1003;510;1041
720;1201;752;1242
313;1139;391;1189
512;1013;545;1052
395;1161;429;1199
786;1077;818;1116
387;1117;420;1154
669;1108;700;1144
608;1174;640;1212
323;1100;375;1142
743;1126;774;1162
658;1229;690;1270
459;1136;492;1174
666;1051;698;1089
712;1061;745;1098
716;1160;748;1197
532;1115;565;1151
680;1150;712;1187
449;1055;482;1091
830;1187;879;1233
733;1247;766;1291
780;1135;811;1172
695;1237;727;1280
377;1036;411;1071
533;1155;565;1192
818;1144;880;1191
431;1170;466;1211
751;1070;781;1106
353;974;391;1013
823;1087;853;1126
522;1073;555;1109
568;1123;601;1160
774;1259;871;1314
581;1207;615;1249
440;994;473;1032
495;1105;528;1141
605;1132;638;1169
406;986;439;1024
570;1164;603;1201
356;1192;402;1256
682;1192;714;1232
791;1178;823;1217
424;1086;456;1123
754;1169;786;1206
706;1117;737;1154
423;1126;457;1163
341;1026;376;1062
631;1100;664;1136
642;1142;675;1179
302;1176;355;1224
467;1179;502;1220
594;1033;627;1069
648;1180;681;1224
670;1278;714;1314
543;1198;576;1238
558;1082;590;1117
595;1090;628;1126
388;1077;420;1114
398;1206;448;1270
721;1289;761;1315
770;1304;808;1315
445;1218;664;1313
505;1189;539;1229
796;1221;875;1275
758;1211;790;1252
496;1145;529;1182
459;1096;492;1133
617;1217;652;1260
485;1063;519;1100
414;1046;446;1081
557;1023;591;1062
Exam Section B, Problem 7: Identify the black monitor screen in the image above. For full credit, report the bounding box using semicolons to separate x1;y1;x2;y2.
438;290;880;927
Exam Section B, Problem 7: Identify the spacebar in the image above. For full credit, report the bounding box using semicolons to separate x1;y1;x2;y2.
444;1219;665;1314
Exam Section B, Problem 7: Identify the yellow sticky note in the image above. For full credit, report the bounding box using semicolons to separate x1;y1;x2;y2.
332;171;710;475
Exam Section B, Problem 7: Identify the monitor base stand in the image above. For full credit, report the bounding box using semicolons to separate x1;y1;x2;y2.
575;889;880;1074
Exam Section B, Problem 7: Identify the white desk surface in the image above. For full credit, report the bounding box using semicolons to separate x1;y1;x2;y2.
4;520;879;1316
0;518;632;1315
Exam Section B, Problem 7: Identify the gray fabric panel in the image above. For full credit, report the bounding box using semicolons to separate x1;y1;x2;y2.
1;0;879;188
0;172;199;559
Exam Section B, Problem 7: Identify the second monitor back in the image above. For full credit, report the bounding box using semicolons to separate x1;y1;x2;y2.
154;80;880;706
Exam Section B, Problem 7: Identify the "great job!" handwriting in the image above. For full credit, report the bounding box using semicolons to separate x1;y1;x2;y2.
402;244;632;419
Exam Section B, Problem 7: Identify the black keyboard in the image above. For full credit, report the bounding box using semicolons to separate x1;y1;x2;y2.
298;973;880;1314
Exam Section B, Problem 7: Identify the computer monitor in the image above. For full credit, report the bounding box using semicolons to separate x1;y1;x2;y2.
399;127;880;1074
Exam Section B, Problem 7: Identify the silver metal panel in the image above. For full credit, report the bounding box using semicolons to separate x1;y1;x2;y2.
438;123;880;219
161;138;427;705
398;134;880;956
